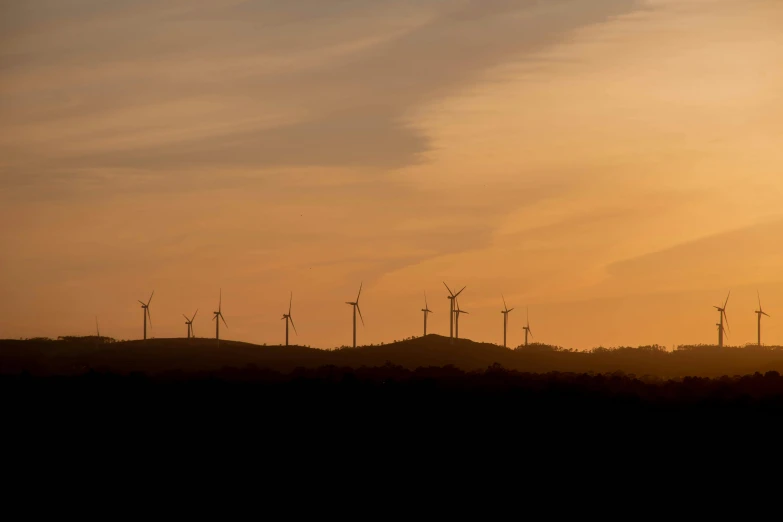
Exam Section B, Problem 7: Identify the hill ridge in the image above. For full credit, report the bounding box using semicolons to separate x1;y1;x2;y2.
4;334;783;378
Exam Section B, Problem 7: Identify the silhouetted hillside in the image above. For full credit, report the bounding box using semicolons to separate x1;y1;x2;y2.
5;345;781;464
6;365;783;434
5;334;783;378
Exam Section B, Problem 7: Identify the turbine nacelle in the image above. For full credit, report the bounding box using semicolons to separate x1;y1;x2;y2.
282;292;297;336
346;283;364;347
523;307;534;338
212;290;228;328
713;291;731;333
138;290;154;336
345;283;364;320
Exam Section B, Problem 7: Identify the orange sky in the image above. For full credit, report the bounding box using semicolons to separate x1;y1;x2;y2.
2;0;783;349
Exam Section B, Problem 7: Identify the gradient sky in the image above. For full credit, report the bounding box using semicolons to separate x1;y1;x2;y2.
2;0;783;349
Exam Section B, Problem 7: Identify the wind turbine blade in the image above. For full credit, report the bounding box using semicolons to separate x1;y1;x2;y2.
758;290;762;311
502;294;508;311
357;304;365;326
529;328;534;338
763;312;771;318
356;282;363;303
212;315;217;321
508;308;515;313
425;291;428;309
443;281;454;296
192;309;198;321
290;316;297;335
183;314;190;321
455;286;466;298
219;289;222;312
724;291;730;309
289;292;293;315
220;313;228;328
723;310;730;333
147;290;155;306
138;300;146;306
147;307;152;327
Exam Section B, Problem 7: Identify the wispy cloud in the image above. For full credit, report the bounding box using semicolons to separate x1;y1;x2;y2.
0;0;641;190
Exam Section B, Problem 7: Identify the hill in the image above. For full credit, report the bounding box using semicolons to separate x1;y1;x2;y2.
4;335;783;378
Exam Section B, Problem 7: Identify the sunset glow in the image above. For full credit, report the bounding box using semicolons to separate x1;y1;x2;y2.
2;0;783;349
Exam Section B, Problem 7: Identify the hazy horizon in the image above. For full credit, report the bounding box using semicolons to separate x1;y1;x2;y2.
2;0;783;349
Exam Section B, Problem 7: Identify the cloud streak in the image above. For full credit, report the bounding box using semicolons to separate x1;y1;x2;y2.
0;0;641;188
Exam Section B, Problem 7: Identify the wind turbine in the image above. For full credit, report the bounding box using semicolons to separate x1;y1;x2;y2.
523;307;533;347
716;322;728;347
713;291;730;348
755;291;770;346
282;292;297;347
454;297;468;340
421;292;433;337
500;295;514;348
138;291;154;340
183;309;198;339
443;282;466;344
213;289;227;344
345;283;364;348
95;316;102;347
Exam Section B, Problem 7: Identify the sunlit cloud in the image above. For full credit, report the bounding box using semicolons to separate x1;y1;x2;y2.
1;0;782;350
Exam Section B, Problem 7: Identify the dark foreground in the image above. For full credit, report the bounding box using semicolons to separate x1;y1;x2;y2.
5;364;780;490
7;364;783;429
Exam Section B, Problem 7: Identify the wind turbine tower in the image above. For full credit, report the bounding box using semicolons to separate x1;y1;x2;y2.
443;282;466;344
523;307;533;347
454;297;469;340
282;292;297;347
421;292;433;337
345;283;364;348
755;291;770;347
716;322;727;347
95;316;102;347
138;291;154;340
713;291;730;348
500;295;514;348
213;290;228;344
